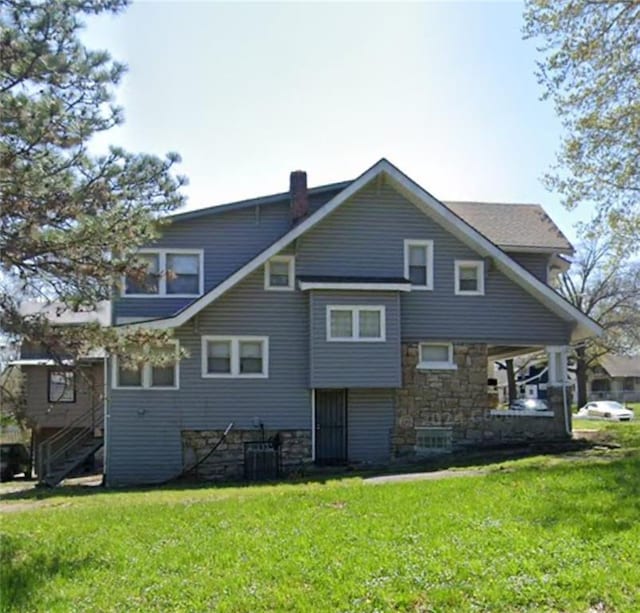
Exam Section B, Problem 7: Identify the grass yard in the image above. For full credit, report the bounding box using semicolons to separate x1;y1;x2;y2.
2;423;640;612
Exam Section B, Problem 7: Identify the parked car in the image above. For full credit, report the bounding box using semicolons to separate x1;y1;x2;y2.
0;443;31;481
575;401;634;422
509;398;550;412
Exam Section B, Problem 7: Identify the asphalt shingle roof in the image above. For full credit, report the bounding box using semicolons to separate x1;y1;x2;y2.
600;355;640;378
444;201;573;253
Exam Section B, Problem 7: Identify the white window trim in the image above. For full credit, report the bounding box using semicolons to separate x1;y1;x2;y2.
404;239;434;290
201;335;269;379
417;342;457;370
112;340;180;390
326;305;386;342
264;255;295;291
454;260;485;296
122;248;204;298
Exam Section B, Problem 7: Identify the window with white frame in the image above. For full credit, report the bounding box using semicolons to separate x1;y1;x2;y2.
264;255;295;290
48;371;75;403
455;260;484;295
404;239;434;289
418;342;457;370
113;342;180;389
124;250;203;297
327;306;385;342
202;336;269;378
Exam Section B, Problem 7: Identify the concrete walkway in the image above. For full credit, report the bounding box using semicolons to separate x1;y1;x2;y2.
364;468;486;485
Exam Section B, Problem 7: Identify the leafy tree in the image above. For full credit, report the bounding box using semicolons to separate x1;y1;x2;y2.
555;238;640;406
524;0;640;245
0;0;185;360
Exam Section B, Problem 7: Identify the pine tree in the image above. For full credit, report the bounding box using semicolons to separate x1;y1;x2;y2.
0;0;185;358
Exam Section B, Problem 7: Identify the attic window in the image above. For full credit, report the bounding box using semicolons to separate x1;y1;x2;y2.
454;260;484;296
404;240;433;290
265;256;295;291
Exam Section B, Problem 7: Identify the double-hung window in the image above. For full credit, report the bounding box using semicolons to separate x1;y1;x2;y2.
202;336;269;378
113;342;180;389
124;249;203;297
48;371;75;403
455;260;484;295
264;255;295;290
404;240;434;289
327;306;386;342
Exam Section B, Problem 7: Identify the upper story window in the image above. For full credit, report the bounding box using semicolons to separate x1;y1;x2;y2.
326;306;386;342
48;371;75;403
123;249;203;297
454;260;485;296
404;240;433;290
202;336;269;378
264;255;295;291
418;342;457;370
112;341;180;390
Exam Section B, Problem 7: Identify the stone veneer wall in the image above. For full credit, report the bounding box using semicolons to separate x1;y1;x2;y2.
181;429;312;481
393;343;569;459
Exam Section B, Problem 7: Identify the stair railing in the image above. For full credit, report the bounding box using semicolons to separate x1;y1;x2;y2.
37;401;103;481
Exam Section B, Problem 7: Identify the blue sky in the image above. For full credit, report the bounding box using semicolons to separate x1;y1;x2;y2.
85;1;594;244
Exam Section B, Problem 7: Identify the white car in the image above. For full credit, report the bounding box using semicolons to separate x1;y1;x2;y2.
575;401;635;422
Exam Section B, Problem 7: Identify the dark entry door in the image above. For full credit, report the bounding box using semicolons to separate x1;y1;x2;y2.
315;389;347;465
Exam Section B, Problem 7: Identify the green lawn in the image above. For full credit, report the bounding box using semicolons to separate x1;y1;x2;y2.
2;424;640;612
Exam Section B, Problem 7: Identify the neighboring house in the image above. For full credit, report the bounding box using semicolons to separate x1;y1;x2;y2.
588;355;640;402
16;159;601;486
8;302;110;483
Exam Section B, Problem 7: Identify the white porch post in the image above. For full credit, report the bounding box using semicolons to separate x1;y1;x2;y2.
546;345;571;435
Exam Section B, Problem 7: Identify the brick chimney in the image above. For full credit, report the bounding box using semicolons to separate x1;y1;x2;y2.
290;170;308;223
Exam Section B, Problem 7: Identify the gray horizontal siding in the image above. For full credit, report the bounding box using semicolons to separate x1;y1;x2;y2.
298;182;571;346
107;268;312;486
348;389;394;463
508;252;550;283
310;291;401;389
114;191;336;320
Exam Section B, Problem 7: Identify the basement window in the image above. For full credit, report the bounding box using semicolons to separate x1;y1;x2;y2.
415;427;452;454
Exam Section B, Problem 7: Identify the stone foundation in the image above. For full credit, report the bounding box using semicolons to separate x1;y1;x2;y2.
394;343;569;459
181;429;312;481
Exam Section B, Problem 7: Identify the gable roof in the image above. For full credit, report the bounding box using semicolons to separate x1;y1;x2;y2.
128;159;601;342
445;201;573;254
600;354;640;378
167;180;351;223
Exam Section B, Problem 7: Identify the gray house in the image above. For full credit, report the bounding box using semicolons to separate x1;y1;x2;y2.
588;355;640;402
17;159;601;486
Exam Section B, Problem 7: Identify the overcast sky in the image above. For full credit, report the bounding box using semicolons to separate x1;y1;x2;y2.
85;1;595;244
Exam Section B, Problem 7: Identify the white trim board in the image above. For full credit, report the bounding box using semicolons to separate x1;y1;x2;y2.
124;159;601;342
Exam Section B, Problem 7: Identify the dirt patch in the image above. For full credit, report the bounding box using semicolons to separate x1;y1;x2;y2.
364;468;485;485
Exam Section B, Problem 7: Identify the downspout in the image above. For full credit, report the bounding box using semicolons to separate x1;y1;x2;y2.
102;355;109;486
562;378;571;437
